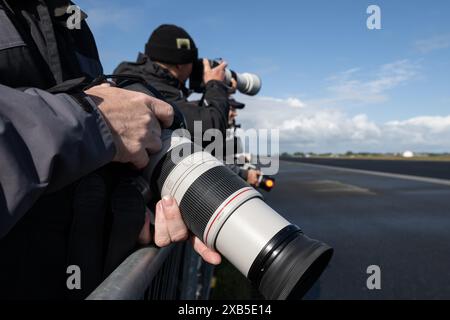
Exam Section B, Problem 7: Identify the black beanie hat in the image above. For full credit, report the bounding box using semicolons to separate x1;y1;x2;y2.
145;24;198;65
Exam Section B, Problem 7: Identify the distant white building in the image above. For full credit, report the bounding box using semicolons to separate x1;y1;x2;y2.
402;150;414;158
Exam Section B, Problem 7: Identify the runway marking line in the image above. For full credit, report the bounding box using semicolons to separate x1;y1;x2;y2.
285;161;450;187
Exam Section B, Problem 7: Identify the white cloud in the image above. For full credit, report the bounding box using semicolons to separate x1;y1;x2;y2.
81;3;147;32
231;59;444;153
236;95;450;153
386;116;450;133
384;116;450;147
325;60;419;105
415;34;450;54
257;96;306;108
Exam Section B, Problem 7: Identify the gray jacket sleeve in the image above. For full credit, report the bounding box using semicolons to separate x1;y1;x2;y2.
0;84;116;238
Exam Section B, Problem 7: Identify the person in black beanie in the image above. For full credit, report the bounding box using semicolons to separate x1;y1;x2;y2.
115;24;230;137
115;24;228;135
114;24;258;185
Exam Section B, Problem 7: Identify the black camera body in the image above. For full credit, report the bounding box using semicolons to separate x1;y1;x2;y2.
189;59;224;93
189;59;261;96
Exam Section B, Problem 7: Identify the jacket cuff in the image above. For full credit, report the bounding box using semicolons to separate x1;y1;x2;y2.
204;80;229;97
66;93;116;163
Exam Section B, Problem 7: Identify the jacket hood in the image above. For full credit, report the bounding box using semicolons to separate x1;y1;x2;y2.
114;53;190;97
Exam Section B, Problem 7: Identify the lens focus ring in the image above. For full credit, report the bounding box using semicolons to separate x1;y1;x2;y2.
179;165;250;238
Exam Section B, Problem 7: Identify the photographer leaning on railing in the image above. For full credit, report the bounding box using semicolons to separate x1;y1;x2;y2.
0;0;217;300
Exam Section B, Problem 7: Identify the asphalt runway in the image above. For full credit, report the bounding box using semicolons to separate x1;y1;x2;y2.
281;157;450;180
262;160;450;299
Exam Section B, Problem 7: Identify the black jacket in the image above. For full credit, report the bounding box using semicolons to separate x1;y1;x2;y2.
114;53;231;146
0;0;133;299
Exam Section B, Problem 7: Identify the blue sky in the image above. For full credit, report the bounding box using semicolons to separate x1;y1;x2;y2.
77;0;450;153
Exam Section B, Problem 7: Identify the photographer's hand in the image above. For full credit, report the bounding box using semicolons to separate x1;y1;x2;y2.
247;169;262;187
85;85;174;169
229;78;238;94
148;196;222;265
203;58;227;84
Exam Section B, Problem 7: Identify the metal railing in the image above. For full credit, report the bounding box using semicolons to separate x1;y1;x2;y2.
87;242;213;300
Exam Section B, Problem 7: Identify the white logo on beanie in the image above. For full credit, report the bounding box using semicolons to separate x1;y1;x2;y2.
176;38;191;50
